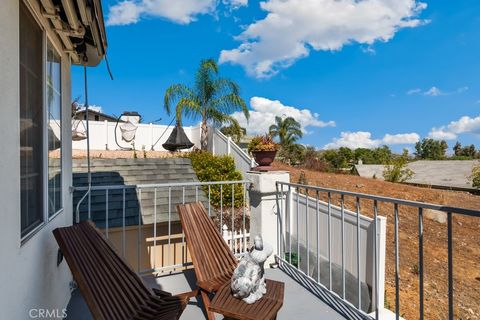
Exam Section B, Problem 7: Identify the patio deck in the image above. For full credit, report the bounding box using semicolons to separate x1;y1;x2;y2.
65;268;355;320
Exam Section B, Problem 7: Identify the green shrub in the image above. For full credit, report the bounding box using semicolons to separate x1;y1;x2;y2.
284;252;299;268
187;151;244;208
383;149;413;183
471;163;480;189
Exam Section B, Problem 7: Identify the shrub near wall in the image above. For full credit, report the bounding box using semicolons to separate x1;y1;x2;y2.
187;151;244;208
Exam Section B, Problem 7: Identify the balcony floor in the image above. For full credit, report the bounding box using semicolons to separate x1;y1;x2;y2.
66;267;358;320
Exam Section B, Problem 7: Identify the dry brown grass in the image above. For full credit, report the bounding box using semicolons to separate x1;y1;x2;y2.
272;161;480;320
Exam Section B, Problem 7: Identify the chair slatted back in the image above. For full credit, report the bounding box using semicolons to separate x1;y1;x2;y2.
177;202;238;292
53;221;185;320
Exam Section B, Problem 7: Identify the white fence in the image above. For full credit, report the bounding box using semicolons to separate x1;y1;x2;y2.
71;120;201;152
70;121;256;174
222;225;251;255
209;128;256;176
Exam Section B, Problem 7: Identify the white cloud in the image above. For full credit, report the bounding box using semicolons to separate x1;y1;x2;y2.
427;128;457;140
223;0;248;10
407;86;469;96
106;0;216;26
107;1;143;25
77;104;103;113
324;131;381;149
361;46;376;55
424;86;443;96
407;88;422;95
383;133;420;144
428;115;480;140
219;0;427;78
231;97;335;135
324;131;420;149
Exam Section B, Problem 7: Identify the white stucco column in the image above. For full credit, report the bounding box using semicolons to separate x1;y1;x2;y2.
246;170;290;268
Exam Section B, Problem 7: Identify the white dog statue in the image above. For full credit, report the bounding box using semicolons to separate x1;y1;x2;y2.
231;235;273;304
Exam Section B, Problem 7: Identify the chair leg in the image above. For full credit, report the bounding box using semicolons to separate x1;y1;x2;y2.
200;290;215;320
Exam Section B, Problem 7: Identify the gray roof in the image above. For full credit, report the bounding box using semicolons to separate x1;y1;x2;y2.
355;160;480;190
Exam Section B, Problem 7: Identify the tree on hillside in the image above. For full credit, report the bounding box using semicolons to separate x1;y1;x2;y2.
269;116;303;146
414;138;448;160
383;149;414;183
453;142;462;156
453;141;477;158
220;124;246;143
281;143;306;165
354;146;392;164
164;59;249;150
321;147;354;169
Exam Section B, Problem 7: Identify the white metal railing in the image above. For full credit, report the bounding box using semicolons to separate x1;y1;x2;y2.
276;181;480;320
73;180;250;275
274;183;386;318
209;128;256;176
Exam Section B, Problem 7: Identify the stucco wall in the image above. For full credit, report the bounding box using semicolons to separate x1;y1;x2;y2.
0;0;73;318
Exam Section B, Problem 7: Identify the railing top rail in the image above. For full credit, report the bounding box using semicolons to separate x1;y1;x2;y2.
214;129;253;163
73;180;250;192
277;181;480;218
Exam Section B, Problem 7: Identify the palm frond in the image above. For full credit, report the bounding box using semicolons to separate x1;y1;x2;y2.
213;78;240;97
175;98;200;124
209;93;249;119
208;109;241;128
195;59;218;105
164;84;195;115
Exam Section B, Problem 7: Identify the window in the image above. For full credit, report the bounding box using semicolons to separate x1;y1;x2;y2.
47;41;62;217
20;2;63;240
20;2;44;238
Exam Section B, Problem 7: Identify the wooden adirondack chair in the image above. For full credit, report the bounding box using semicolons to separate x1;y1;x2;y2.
177;202;284;320
53;221;197;320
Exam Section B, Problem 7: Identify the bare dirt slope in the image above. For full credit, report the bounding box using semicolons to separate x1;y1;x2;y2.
272;162;480;320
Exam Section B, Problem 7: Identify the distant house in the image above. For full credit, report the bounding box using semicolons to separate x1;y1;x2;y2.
355;160;480;191
76;108;119;122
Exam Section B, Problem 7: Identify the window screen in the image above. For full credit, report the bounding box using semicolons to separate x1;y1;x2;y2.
20;2;44;237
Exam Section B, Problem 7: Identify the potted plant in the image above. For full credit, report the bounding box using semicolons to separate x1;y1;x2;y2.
248;134;279;169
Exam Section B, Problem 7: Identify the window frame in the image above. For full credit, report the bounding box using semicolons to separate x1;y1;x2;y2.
46;38;63;221
20;1;64;244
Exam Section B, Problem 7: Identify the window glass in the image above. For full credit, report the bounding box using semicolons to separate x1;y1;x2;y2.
47;41;62;216
20;2;44;237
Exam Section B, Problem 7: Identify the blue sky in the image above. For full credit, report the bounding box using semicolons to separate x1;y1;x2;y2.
72;0;480;152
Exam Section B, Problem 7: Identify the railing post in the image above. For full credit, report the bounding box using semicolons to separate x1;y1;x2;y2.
223;224;229;238
212;129;216;155
246;170;290;267
227;136;232;155
376;215;387;312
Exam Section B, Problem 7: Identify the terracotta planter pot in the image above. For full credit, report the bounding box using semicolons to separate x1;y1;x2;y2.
252;150;277;168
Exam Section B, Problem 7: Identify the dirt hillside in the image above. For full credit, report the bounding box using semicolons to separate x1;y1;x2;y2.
272;162;480;320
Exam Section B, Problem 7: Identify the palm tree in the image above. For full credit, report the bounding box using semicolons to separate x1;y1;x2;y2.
268;116;303;147
164;59;249;150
